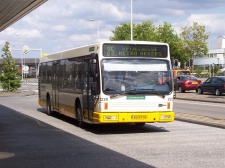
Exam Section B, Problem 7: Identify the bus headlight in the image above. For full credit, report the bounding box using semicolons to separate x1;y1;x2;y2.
104;115;117;120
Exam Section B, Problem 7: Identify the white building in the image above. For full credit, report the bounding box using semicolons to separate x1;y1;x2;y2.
194;36;225;68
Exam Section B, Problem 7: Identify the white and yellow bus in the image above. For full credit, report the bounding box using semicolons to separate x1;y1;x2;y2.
38;41;174;127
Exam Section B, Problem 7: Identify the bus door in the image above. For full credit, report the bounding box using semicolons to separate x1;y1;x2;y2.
52;61;60;110
83;54;99;120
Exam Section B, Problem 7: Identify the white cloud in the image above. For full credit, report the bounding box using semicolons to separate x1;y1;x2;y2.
52;25;67;31
98;2;126;21
69;34;92;42
1;0;225;55
186;14;225;35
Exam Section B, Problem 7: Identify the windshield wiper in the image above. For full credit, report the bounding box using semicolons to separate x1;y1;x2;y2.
137;88;154;90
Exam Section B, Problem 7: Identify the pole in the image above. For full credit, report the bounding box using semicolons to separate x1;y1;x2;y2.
16;34;28;81
18;36;23;81
90;19;99;42
97;21;99;42
37;48;42;78
130;0;133;41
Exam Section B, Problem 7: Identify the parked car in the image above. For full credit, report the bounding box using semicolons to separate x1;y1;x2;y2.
197;76;225;96
174;75;202;93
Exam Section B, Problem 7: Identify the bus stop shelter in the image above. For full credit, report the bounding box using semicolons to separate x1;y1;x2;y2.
0;0;47;32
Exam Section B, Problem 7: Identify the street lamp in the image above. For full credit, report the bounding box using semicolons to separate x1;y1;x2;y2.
15;33;28;81
130;0;133;41
217;58;220;66
89;19;99;42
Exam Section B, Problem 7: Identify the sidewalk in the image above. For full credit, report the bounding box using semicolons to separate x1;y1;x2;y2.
0;84;37;97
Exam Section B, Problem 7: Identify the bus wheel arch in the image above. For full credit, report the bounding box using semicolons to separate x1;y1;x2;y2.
46;93;53;115
135;122;145;126
75;98;85;127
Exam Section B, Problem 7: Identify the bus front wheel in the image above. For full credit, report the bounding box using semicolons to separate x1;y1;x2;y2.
46;97;53;116
76;105;85;128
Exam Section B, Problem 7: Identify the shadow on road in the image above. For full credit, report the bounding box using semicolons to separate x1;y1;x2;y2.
37;107;169;135
1;105;155;168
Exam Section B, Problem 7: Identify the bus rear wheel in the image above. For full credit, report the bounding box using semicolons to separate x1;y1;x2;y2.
76;105;85;128
135;122;145;126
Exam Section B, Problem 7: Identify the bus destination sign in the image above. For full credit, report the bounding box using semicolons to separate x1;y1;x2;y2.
103;44;168;58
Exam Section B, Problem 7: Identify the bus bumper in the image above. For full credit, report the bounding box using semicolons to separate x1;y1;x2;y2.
93;111;174;123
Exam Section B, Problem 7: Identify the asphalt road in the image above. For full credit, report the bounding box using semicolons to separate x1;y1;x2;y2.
1;82;225;129
174;100;225;119
1;95;225;168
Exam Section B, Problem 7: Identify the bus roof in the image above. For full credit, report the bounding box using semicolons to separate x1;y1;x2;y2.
40;41;169;63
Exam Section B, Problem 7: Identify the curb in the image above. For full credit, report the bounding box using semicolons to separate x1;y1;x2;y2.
0;91;37;97
175;112;225;129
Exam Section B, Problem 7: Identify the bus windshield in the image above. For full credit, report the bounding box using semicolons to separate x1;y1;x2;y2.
102;59;172;95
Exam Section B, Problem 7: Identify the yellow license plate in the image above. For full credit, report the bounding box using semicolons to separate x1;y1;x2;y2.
131;115;147;120
192;82;198;84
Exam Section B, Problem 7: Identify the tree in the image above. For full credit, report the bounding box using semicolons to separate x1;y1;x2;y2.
110;22;132;40
180;22;209;61
110;21;157;41
134;21;157;41
155;22;182;61
0;41;21;92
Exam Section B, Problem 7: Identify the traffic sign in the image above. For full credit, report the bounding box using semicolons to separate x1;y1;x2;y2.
23;45;29;54
22;65;29;74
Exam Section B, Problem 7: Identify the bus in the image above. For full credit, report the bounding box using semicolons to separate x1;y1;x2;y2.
38;41;174;127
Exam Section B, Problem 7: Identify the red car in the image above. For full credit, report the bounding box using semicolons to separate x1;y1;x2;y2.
174;75;202;93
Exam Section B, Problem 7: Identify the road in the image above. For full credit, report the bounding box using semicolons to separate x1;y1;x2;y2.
174;99;225;119
1;95;225;168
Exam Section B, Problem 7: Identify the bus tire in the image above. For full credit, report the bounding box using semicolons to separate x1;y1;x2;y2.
135;122;145;126
46;96;53;116
76;104;85;128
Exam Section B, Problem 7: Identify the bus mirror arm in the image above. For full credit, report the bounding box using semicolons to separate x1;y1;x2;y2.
91;53;98;59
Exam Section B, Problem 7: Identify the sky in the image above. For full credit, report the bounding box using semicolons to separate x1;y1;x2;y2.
1;0;225;58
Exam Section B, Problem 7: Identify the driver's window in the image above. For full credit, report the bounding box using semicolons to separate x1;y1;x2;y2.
205;78;211;83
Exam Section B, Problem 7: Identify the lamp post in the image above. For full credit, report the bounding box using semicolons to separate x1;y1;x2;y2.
31;48;42;78
15;33;28;81
90;19;99;42
130;0;133;41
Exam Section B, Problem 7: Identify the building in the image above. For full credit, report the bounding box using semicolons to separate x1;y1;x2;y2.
0;58;40;77
194;36;225;68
